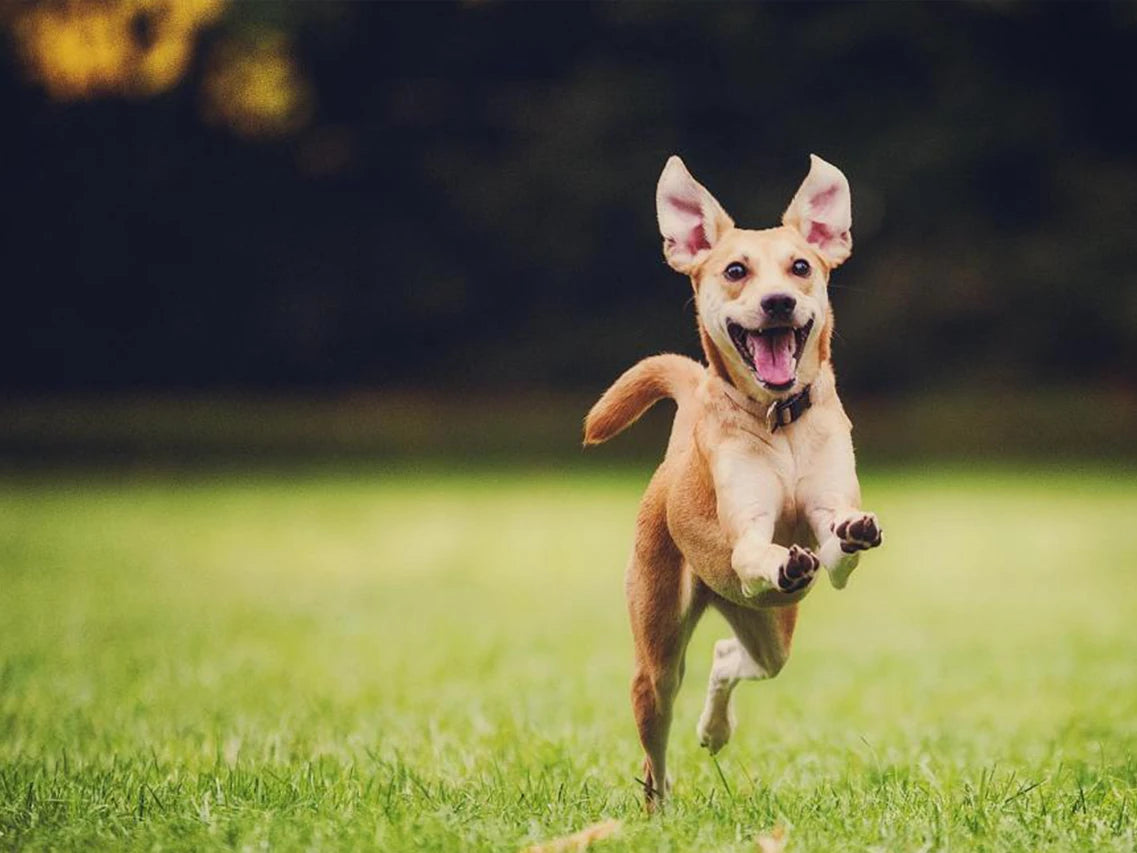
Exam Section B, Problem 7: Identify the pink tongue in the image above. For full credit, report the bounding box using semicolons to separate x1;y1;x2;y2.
748;330;795;386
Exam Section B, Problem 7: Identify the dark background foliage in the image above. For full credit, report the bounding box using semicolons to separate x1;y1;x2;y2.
2;1;1136;400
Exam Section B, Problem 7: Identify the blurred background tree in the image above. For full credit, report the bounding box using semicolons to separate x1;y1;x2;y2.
1;1;1134;460
9;0;224;99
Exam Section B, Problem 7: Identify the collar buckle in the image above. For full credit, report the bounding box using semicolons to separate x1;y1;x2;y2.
766;385;812;433
765;400;784;432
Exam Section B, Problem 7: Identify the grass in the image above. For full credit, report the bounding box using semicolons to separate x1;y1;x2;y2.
1;463;1135;850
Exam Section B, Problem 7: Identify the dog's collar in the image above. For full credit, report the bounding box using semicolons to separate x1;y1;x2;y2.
765;386;812;433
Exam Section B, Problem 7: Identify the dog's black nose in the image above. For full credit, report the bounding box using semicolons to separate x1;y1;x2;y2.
761;293;797;318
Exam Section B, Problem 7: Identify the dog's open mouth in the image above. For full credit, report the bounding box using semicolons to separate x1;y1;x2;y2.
727;318;814;392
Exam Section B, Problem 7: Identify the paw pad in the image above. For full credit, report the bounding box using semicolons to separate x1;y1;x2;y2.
832;514;883;553
778;545;819;592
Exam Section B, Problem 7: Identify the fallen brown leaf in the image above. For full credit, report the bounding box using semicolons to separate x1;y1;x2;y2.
521;818;623;853
756;825;787;853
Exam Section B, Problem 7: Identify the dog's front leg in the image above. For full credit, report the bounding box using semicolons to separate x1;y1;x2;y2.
713;442;819;597
799;435;882;590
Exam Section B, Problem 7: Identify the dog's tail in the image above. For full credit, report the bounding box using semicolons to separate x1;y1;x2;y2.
583;354;703;446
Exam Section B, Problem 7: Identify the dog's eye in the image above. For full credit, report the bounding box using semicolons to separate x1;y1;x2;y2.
791;259;811;278
723;262;748;281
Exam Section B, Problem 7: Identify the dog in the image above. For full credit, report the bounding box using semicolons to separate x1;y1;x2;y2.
584;155;882;809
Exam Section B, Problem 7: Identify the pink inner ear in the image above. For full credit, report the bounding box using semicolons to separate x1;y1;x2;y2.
667;194;710;255
807;220;835;246
809;184;840;214
804;183;846;249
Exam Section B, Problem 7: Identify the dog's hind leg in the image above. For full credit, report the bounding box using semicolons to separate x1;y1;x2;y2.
628;556;706;810
627;482;708;810
696;603;798;754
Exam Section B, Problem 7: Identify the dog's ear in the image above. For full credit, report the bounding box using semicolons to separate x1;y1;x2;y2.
782;154;852;268
656;156;734;274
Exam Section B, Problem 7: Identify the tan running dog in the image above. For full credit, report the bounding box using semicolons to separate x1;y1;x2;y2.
584;155;882;809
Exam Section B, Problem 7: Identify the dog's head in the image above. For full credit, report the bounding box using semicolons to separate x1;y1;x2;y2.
656;155;852;400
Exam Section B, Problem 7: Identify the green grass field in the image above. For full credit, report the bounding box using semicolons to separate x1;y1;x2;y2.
1;465;1135;851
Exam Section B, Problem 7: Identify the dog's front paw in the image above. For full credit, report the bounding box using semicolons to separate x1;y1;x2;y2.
734;542;819;597
821;511;881;589
777;545;819;593
832;512;882;553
